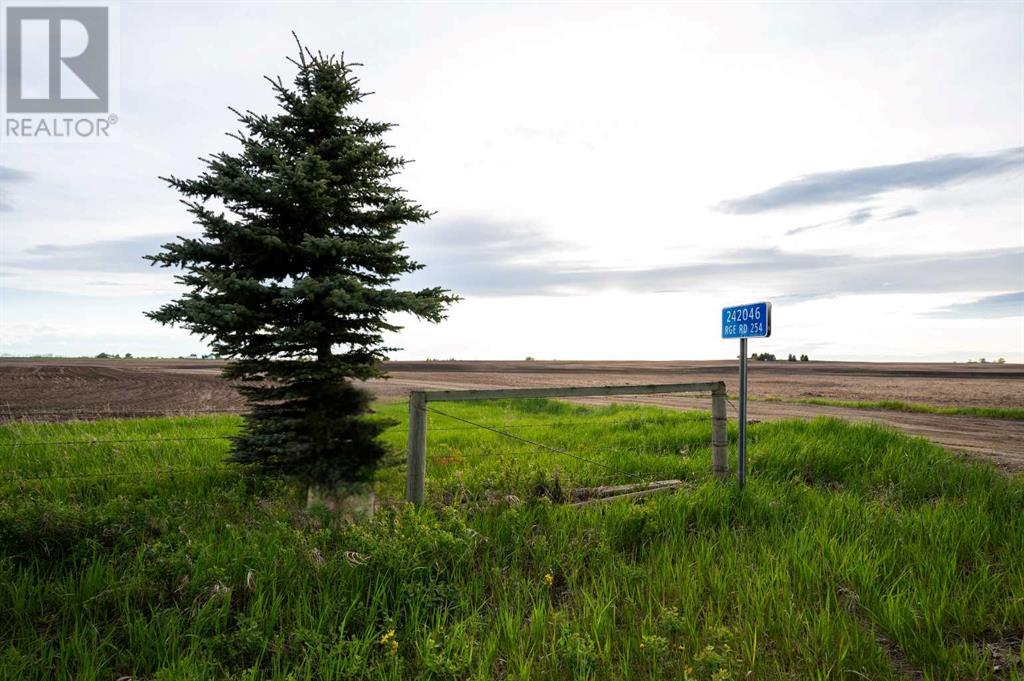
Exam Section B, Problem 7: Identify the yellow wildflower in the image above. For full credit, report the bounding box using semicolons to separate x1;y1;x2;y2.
379;629;400;656
544;573;554;587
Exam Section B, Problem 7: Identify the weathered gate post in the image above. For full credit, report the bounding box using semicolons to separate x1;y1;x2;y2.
405;391;427;506
710;382;729;480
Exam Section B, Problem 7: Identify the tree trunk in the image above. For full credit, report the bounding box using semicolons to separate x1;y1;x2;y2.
307;481;378;519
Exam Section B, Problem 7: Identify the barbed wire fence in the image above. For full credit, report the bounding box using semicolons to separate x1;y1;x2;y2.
419;392;742;474
0;391;735;485
403;383;730;505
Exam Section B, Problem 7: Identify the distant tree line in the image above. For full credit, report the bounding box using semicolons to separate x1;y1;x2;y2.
750;352;810;362
93;352;218;360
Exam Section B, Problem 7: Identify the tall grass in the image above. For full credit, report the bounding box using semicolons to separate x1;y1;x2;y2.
0;401;1020;680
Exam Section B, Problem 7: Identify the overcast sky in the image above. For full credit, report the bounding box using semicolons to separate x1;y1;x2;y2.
1;1;1022;361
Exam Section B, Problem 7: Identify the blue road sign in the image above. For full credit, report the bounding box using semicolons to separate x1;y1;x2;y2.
722;301;771;339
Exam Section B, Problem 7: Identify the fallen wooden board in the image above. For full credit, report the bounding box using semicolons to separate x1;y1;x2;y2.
568;479;683;502
570;481;686;507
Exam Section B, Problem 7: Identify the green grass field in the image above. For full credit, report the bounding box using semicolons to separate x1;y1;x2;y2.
1;400;1021;680
754;396;1024;421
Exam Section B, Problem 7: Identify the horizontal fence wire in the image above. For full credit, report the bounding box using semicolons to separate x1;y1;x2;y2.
0;465;233;483
0;416;714;448
426;448;679;463
0;407;248;416
1;435;235;448
1;393;720;420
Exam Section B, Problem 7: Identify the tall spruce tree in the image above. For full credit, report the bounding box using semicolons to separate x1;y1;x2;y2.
146;39;456;484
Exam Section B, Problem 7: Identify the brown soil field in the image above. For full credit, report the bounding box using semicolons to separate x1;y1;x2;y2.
2;358;1022;471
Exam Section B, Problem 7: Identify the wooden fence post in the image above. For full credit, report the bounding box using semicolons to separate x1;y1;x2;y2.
405;391;427;506
711;384;729;480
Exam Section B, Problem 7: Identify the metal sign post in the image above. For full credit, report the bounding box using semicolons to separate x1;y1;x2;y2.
721;301;771;490
738;337;748;488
